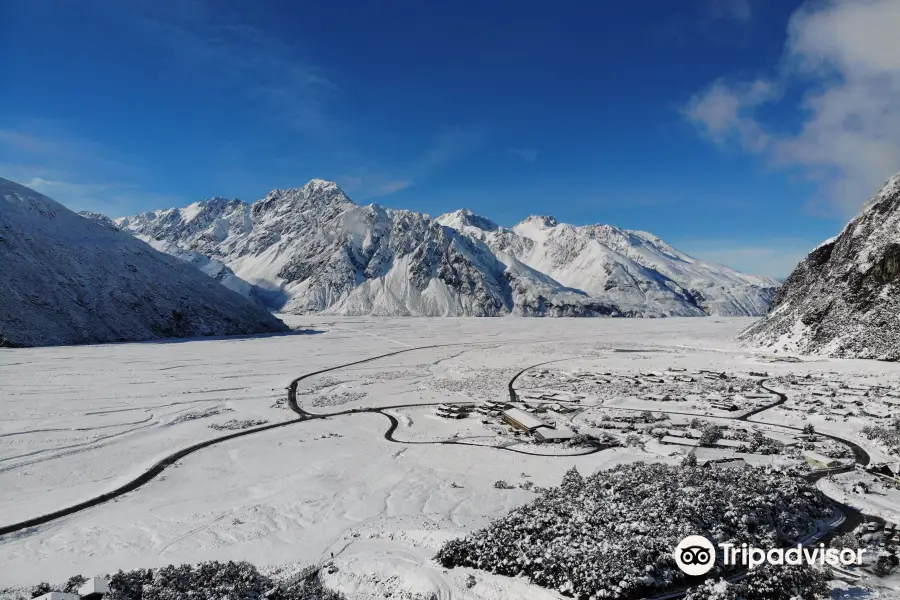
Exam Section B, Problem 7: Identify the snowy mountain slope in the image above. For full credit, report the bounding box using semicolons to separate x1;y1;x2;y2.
115;180;778;318
0;178;288;347
501;216;779;317
739;173;900;360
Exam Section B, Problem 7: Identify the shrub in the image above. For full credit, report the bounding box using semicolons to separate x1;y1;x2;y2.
684;563;829;600
436;462;831;599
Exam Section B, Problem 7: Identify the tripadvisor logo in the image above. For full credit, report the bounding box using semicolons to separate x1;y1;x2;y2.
674;535;716;575
673;535;866;575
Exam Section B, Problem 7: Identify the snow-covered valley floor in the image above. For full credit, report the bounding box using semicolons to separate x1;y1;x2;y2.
3;316;900;598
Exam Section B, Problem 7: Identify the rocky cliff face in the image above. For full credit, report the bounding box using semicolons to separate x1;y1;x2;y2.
116;180;780;318
740;174;900;360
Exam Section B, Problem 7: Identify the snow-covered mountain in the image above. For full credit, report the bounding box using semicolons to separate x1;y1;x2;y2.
0;178;288;347
115;180;780;318
740;173;900;360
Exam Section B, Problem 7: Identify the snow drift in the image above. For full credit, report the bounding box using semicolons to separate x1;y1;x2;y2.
0;178;288;347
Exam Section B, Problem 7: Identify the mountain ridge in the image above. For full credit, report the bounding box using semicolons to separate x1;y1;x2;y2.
114;180;780;318
739;173;900;359
0;177;288;347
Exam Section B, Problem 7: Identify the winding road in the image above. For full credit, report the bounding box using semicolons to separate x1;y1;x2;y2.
0;343;885;600
0;343;595;537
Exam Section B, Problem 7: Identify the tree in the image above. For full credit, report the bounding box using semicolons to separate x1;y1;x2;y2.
625;433;645;449
699;424;723;447
63;575;88;594
30;584;51;599
803;423;815;435
560;467;584;492
681;451;698;467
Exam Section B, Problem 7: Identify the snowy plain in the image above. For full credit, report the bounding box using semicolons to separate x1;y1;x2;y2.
3;316;900;598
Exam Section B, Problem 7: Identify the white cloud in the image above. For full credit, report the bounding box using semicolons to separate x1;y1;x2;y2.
684;0;900;214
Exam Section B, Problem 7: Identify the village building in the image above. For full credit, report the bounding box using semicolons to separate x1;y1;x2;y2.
803;450;843;468
660;435;700;447
79;578;109;600
501;408;548;432
702;457;748;470
534;427;576;443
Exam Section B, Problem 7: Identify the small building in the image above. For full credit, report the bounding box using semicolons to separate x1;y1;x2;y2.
501;408;547;432
868;462;900;480
34;594;80;600
534;427;576;443
702;457;748;470
712;439;748;450
661;435;700;447
803;450;843;468
711;402;739;411
79;577;110;600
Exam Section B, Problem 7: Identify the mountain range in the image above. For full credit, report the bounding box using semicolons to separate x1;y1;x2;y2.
114;180;780;318
0;177;288;347
740;173;900;360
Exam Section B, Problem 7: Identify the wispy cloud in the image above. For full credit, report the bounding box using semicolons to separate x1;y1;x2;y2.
708;0;754;22
656;0;759;43
123;0;338;137
344;127;486;200
684;0;900;215
675;237;817;278
415;128;487;177
510;147;539;164
0;125;182;215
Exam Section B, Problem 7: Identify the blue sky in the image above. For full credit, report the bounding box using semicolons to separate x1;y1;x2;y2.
2;0;899;277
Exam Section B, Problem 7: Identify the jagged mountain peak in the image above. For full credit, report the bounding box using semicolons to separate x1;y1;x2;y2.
253;179;353;216
436;208;499;232
114;181;779;318
517;215;559;230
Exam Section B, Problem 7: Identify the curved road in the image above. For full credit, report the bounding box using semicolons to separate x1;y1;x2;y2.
1;344;461;537
0;340;879;600
0;343;598;537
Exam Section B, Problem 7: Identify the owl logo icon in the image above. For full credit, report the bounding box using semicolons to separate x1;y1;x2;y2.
674;535;716;576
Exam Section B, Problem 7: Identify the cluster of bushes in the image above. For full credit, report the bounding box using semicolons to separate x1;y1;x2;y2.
20;562;343;600
861;421;900;456
436;463;832;599
208;419;269;431
683;564;830;600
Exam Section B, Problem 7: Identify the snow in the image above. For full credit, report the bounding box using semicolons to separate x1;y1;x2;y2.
3;316;900;596
111;180;778;319
742;170;900;360
0;178;287;347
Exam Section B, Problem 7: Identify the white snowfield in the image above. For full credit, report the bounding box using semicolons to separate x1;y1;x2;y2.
3;317;900;598
114;180;780;318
